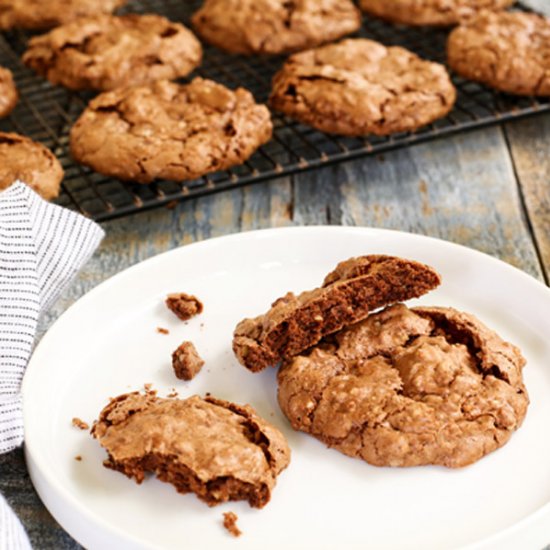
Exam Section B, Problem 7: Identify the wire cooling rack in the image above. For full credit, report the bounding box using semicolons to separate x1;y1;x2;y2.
0;1;547;221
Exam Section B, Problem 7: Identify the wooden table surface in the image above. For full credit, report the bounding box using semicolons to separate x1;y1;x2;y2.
1;1;549;547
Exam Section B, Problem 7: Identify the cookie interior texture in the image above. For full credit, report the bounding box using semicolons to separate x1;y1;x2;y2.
359;0;515;26
0;0;127;30
23;14;202;92
191;0;361;55
278;303;528;468
270;38;456;136
70;78;273;183
233;255;442;372
0;66;17;118
92;393;290;508
0;132;63;200
447;10;550;96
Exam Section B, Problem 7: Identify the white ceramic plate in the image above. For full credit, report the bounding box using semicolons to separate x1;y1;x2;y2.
23;226;550;550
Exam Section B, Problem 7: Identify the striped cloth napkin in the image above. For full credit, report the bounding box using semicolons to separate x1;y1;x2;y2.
0;181;104;549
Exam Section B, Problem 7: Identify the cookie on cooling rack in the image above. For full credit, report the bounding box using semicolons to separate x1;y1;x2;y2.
92;392;290;508
0;0;127;30
359;0;515;26
278;303;528;468
23;14;202;91
0;67;17;118
448;10;550;96
0;132;63;200
191;0;361;55
70;78;272;184
269;38;456;136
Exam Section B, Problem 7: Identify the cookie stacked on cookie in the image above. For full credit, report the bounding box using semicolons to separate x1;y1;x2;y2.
233;255;529;468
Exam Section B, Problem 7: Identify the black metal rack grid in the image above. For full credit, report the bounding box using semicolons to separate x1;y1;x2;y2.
0;1;547;221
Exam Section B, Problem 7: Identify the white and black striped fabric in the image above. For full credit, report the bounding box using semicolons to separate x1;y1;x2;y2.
0;181;104;548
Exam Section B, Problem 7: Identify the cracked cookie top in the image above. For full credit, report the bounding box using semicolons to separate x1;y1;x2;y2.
0;67;17;118
23;14;202;92
359;0;514;27
277;303;528;468
0;132;63;200
69;78;272;183
0;0;127;30
447;10;550;96
92;393;290;508
191;0;361;55
233;255;442;372
270;38;456;136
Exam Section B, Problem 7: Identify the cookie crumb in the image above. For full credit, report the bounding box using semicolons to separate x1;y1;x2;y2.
165;293;203;321
167;390;179;398
72;417;89;430
223;512;242;537
157;327;170;335
75;455;82;461
172;341;205;381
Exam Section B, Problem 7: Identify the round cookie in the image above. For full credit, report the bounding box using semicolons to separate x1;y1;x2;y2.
270;38;456;136
0;67;17;118
0;132;63;200
0;0;127;31
448;11;550;96
70;78;273;184
23;14;202;92
191;0;361;55
359;0;514;27
278;303;528;468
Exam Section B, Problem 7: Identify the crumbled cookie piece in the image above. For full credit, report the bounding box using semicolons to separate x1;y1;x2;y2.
359;0;514;27
0;0;126;30
223;511;242;537
0;132;63;200
447;11;550;96
270;38;456;136
172;341;205;381
70;78;272;184
72;417;89;430
23;14;202;91
166;292;204;321
278;303;529;468
157;327;170;335
75;455;83;461
233;255;441;372
91;393;291;508
192;0;361;55
0;67;17;118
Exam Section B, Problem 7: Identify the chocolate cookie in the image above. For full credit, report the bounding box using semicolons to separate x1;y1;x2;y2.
233;255;441;373
270;39;456;136
92;393;291;508
23;14;202;91
0;0;127;31
191;0;361;55
0;132;63;200
70;78;272;183
278;303;528;468
448;11;550;96
359;0;514;27
0;67;17;118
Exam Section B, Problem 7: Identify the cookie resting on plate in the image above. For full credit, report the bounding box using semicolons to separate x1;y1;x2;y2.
270;39;456;136
23;14;202;92
447;10;550;96
0;132;63;200
191;0;361;55
233;255;442;372
277;303;528;468
0;66;17;118
0;0;127;30
358;0;515;27
69;78;273;183
91;393;290;508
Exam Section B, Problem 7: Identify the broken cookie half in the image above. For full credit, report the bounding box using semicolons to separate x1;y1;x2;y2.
91;393;290;508
233;255;442;372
